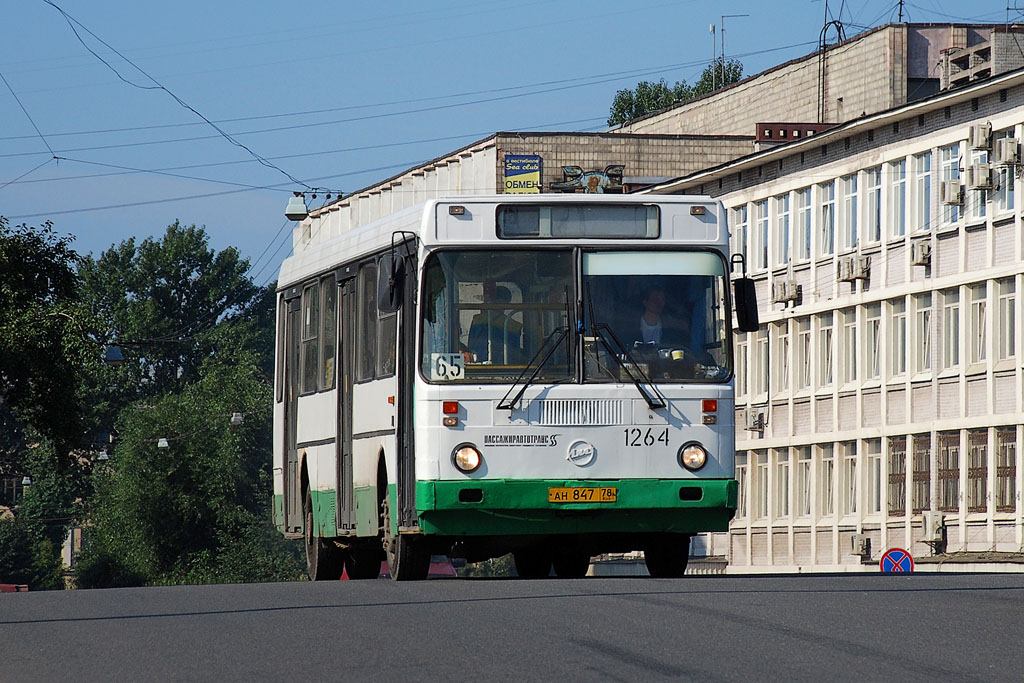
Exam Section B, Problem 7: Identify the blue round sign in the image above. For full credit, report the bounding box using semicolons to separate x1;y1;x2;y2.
880;547;914;573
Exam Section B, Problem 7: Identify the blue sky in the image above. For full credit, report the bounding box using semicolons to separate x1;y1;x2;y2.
0;1;1011;284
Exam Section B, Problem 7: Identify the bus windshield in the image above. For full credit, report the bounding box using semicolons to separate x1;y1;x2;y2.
582;251;731;382
421;250;574;383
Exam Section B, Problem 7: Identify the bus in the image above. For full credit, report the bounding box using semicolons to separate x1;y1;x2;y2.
273;194;758;580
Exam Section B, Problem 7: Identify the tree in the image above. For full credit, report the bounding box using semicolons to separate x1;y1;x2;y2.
0;217;98;468
607;58;744;127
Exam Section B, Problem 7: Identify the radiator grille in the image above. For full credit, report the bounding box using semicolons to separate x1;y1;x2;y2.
534;399;625;426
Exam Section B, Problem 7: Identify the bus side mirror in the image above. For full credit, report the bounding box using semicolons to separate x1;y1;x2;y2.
377;256;404;313
734;277;759;333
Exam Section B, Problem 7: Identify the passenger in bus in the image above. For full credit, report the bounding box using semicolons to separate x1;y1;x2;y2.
468;286;523;364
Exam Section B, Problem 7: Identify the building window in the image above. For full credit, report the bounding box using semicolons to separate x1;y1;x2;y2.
819;181;835;255
842;308;857;384
913;151;932;232
775;193;790;266
998;279;1015;361
915;293;932;373
865;166;881;243
842;441;858;515
755;199;769;270
301;281;320;394
732;205;749;265
840;173;859;250
891;298;907;376
888;436;907;516
993;130;1016;214
912;434;931;513
756;450;770;519
796;187;812;261
865;439;882;514
967;430;987;513
736;452;748;518
820;444;834;517
996;428;1016;512
773;322;790;393
754;328;769;396
818;312;834;386
967;147;988;220
736;332;748;397
865;302;881;380
796;318;811;390
797;446;812;516
940;144;960;225
776;450;790;518
889;159;907;237
938;431;960;513
942;289;960;370
969;283;987;366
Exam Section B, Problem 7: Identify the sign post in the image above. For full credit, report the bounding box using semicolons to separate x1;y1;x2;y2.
880;547;914;573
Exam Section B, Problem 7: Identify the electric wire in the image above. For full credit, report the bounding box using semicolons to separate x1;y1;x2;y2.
0;68;57;159
0;158;55;192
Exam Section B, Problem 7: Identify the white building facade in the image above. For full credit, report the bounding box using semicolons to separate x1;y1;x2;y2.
653;69;1024;572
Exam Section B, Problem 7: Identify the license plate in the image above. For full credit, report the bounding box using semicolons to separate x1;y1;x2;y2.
548;487;617;503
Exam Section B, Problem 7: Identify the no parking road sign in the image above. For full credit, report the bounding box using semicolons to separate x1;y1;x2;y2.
880;547;914;573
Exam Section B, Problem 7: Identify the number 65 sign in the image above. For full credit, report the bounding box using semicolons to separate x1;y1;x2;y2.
431;353;465;381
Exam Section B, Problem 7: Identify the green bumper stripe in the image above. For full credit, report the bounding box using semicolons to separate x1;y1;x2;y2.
416;478;737;536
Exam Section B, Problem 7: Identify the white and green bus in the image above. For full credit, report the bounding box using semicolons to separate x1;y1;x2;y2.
273;194;758;580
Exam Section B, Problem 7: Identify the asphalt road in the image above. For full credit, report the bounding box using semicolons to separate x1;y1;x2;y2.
2;573;1022;682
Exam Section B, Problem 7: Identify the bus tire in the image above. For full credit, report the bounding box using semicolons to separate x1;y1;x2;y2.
552;551;591;579
382;492;429;581
513;549;552;579
643;535;691;578
345;546;384;580
304;488;345;581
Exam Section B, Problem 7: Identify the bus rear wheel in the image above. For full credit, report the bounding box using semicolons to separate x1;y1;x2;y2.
643;535;692;578
345;546;384;580
381;492;430;581
304;488;346;581
513;548;552;579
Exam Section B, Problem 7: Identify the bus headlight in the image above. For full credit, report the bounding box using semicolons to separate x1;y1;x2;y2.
678;443;708;471
452;444;482;473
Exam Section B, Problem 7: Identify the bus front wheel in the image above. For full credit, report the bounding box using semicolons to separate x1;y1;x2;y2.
643;535;692;578
381;492;430;581
513;548;552;579
552;550;591;579
304;488;346;581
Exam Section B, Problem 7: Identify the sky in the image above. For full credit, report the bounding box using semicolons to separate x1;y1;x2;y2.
0;0;1014;287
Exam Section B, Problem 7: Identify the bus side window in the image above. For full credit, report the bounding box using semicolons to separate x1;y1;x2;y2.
321;275;337;390
301;282;320;394
357;262;378;382
377;256;397;377
276;295;285;403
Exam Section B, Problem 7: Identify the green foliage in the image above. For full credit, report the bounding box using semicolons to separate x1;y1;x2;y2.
76;350;303;587
0;217;99;468
458;554;517;578
0;518;65;590
607;58;744;127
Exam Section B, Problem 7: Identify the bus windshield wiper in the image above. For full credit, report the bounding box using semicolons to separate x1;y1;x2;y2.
497;325;570;411
588;323;666;410
584;281;665;410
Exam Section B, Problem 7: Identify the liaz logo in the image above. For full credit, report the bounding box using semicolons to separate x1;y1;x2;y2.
566;440;596;467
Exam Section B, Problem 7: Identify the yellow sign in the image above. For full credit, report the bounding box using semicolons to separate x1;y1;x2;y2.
504;154;541;194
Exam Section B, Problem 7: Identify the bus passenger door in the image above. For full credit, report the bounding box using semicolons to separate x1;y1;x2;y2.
283;296;303;534
336;277;356;532
397;250;418;529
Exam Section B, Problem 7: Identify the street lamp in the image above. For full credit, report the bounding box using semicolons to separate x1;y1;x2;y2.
104;346;124;367
157;438;170;449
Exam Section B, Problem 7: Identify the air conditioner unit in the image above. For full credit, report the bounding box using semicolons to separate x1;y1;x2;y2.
850;534;871;558
854;255;871;280
968;122;992;150
911;240;932;266
939;179;963;205
785;281;802;302
922;511;948;554
966;162;994;190
995;137;1020;165
836;255;856;282
771;279;800;304
744;409;765;432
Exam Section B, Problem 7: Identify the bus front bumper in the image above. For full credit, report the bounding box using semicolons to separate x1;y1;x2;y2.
415;478;737;536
